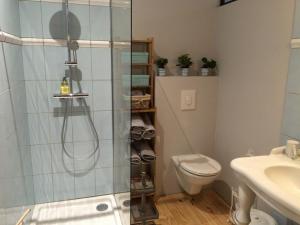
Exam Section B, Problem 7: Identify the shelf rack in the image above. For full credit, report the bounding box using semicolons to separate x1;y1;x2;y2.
131;38;155;108
130;38;158;225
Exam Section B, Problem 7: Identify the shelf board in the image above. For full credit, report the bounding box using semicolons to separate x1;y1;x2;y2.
132;86;151;89
131;192;155;199
131;108;156;113
131;222;156;225
132;40;153;43
132;63;152;67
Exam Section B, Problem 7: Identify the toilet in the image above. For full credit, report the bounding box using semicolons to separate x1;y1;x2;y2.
172;154;222;195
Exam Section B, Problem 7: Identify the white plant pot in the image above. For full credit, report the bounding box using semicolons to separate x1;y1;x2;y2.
201;68;209;76
158;68;166;76
181;68;189;76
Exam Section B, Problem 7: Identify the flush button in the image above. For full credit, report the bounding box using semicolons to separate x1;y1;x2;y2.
181;90;196;111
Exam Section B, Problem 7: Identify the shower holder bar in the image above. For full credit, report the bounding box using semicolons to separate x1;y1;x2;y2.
65;61;78;66
53;93;89;99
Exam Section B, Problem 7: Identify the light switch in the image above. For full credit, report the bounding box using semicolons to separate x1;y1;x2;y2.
181;90;196;110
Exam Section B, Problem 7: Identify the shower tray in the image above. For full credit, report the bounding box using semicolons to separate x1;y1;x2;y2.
29;195;122;225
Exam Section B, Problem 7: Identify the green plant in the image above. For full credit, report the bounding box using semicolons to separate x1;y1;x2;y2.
156;57;168;68
176;54;193;68
201;57;217;69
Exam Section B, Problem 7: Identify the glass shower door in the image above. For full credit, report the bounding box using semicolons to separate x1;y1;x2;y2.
111;0;131;224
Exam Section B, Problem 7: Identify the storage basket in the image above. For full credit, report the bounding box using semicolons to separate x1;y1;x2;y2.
132;52;149;64
124;94;151;109
121;52;149;64
123;75;150;87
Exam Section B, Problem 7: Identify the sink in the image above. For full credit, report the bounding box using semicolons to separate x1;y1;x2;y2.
231;147;300;224
265;166;300;194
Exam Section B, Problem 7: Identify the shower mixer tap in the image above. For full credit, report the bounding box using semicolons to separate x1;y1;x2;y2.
65;40;79;65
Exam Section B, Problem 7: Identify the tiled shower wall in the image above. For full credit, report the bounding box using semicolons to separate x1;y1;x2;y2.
0;0;34;223
282;0;300;145
19;0;113;203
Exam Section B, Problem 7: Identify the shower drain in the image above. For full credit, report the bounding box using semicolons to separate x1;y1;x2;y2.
96;203;109;212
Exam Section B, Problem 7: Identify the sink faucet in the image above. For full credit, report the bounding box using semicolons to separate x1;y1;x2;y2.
286;140;300;160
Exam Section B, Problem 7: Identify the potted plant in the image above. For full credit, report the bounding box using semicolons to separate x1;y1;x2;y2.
201;57;217;76
156;57;168;76
176;54;193;76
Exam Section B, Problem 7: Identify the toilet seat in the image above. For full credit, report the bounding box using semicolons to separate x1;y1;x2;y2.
177;154;221;177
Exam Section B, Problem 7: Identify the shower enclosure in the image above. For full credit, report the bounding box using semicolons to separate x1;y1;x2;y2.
0;0;131;224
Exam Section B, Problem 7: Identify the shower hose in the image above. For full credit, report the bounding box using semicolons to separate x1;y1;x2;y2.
61;97;100;161
60;0;100;161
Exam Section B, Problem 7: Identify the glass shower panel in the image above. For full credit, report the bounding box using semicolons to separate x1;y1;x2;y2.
0;42;35;225
0;0;35;224
111;0;131;224
18;0;114;205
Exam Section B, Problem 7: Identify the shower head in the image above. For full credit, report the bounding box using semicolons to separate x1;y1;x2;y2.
49;3;81;40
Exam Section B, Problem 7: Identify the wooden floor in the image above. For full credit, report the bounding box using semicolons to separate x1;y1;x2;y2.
154;190;231;225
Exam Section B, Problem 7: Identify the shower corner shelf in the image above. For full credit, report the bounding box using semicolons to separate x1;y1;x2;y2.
53;93;89;99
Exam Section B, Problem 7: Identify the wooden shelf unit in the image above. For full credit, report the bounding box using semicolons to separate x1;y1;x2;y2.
130;38;158;225
132;38;155;108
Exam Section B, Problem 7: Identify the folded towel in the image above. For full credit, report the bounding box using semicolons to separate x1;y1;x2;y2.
131;114;145;140
131;114;145;133
130;147;141;165
134;142;156;162
142;114;156;140
141;149;156;162
131;132;143;141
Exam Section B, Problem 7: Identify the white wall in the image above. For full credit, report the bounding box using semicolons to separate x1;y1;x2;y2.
134;2;297;223
155;76;218;195
132;0;219;75
213;0;294;192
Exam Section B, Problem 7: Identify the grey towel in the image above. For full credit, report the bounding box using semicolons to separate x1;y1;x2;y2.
131;147;141;165
131;114;145;133
134;142;156;162
142;115;156;140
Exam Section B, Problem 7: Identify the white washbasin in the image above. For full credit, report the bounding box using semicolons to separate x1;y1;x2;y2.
231;147;300;224
265;166;300;194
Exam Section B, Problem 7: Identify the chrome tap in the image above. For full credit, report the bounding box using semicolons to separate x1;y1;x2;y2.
286;140;300;160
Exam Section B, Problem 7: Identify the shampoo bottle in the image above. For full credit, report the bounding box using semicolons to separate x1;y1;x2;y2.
60;77;70;95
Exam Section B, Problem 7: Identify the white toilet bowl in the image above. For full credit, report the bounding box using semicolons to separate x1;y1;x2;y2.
172;154;222;195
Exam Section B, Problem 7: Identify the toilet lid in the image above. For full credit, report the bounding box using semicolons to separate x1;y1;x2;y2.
179;155;221;176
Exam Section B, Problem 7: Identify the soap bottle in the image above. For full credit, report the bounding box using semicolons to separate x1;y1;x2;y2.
60;77;70;95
